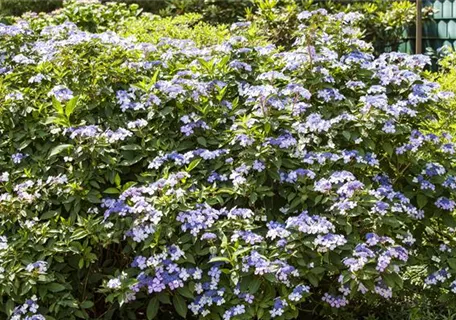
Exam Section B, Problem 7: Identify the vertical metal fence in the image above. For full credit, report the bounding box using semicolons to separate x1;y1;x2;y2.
400;0;456;54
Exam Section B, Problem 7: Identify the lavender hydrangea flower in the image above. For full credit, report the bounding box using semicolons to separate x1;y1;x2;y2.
49;85;73;102
12;153;26;164
107;278;122;289
25;261;48;274
0;236;7;250
435;197;456;211
270;298;287;318
322;293;348;308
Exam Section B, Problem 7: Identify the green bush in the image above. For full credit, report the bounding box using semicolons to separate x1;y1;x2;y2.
0;0;62;16
246;0;415;53
18;0;142;33
432;50;456;134
118;13;230;47
2;2;456;320
15;1;240;47
100;0;252;24
336;0;415;54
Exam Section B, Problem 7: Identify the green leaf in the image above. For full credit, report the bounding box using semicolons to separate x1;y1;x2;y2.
147;297;159;320
248;278;261;294
120;144;142;151
81;301;94;309
233;247;252;259
177;286;194;299
74;310;86;319
307;273;319;287
5;299;14;316
197;136;207;147
208;256;231;264
52;97;64;115
382;273;397;288
439;293;452;303
120;156;143;166
417;194;428;208
41;211;58;220
443;214;456;228
65;95;80;118
49;144;73;157
186;158;201;172
383;142;394;156
151;69;160;86
173;295;187;318
448;258;456;270
103;188;120;194
114;173;121;187
47;283;66;292
122;181;137;192
158;293;171;304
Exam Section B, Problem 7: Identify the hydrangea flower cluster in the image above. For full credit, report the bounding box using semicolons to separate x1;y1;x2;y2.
11;296;45;320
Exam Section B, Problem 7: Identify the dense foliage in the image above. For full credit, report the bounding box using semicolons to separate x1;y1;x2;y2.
433;50;456;135
2;2;456;320
17;0;142;33
246;0;415;53
0;0;62;18
2;0;415;55
117;13;230;47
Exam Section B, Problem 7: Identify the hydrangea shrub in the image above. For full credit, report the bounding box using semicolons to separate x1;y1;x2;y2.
0;7;456;320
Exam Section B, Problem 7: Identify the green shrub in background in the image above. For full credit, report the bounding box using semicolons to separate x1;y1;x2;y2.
102;0;169;15
0;0;62;16
117;13;230;47
245;0;415;53
432;50;456;134
16;1;235;47
2;0;415;55
337;0;415;54
70;0;253;24
18;0;142;33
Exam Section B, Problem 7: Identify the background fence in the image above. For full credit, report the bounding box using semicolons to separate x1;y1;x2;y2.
401;0;456;55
